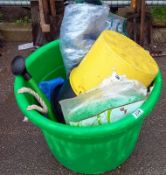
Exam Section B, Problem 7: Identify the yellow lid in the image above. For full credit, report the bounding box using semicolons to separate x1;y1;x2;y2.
70;30;159;95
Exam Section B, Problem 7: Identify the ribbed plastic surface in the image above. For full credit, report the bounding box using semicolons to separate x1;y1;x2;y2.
43;121;142;174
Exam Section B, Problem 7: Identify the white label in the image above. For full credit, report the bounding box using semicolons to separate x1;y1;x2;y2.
132;109;144;119
18;42;34;50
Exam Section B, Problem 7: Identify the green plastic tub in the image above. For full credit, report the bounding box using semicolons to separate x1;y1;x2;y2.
14;40;162;174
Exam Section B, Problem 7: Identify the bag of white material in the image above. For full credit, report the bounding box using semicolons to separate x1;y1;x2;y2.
69;100;145;126
60;3;109;75
60;73;148;125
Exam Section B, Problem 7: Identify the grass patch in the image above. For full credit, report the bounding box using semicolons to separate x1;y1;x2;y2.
15;16;31;24
150;6;166;25
0;12;4;22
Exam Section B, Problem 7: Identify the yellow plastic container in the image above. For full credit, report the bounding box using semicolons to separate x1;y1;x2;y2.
70;30;159;95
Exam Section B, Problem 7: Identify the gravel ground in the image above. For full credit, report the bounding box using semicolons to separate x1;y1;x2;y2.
0;42;166;175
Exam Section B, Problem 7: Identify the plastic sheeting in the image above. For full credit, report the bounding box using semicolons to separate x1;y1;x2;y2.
60;3;109;75
60;73;147;125
106;13;127;34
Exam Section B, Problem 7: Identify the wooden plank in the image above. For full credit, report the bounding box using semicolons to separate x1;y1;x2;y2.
50;0;56;17
39;0;50;32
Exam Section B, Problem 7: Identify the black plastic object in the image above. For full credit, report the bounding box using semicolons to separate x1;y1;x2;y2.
51;79;75;123
11;55;31;80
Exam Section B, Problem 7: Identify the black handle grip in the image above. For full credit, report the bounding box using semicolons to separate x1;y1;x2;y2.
11;55;31;80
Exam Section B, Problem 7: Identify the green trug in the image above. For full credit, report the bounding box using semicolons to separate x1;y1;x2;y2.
14;40;162;174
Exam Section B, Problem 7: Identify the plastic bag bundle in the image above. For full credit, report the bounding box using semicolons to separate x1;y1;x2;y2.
60;73;147;125
60;3;109;75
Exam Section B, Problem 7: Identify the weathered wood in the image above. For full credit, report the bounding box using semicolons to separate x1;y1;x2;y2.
39;0;50;32
131;0;137;11
50;0;56;17
31;0;64;46
140;0;146;46
31;1;47;46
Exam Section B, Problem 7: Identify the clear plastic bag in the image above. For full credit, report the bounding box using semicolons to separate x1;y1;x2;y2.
69;100;145;126
106;13;127;35
60;73;147;124
60;3;109;75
